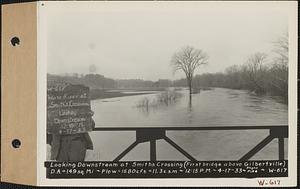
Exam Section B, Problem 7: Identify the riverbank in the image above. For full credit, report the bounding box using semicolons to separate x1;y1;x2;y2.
89;88;165;100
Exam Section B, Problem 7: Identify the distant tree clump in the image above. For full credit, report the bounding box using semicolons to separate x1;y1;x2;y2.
242;52;268;94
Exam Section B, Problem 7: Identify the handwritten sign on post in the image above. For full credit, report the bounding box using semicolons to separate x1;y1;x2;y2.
47;82;93;135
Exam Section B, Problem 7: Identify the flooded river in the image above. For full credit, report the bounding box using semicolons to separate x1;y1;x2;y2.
81;88;288;161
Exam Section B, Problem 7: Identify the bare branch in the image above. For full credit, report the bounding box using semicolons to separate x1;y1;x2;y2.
170;46;209;96
272;33;288;65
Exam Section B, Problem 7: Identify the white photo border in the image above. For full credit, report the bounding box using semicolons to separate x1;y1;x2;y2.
37;1;298;187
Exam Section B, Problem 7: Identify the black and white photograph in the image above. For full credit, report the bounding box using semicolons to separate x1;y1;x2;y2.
40;1;297;186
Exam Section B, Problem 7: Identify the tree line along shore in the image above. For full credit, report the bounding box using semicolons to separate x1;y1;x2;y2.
47;59;287;104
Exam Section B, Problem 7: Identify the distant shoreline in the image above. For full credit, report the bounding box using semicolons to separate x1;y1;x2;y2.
89;88;164;100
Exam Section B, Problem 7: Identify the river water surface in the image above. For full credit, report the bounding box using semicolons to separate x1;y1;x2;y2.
84;88;287;161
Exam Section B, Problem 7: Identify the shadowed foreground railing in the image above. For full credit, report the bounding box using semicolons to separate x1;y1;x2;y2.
93;125;288;162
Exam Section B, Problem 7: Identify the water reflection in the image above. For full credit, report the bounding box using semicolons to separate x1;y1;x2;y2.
187;98;193;124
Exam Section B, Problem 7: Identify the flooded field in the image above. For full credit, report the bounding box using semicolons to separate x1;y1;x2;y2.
84;88;288;161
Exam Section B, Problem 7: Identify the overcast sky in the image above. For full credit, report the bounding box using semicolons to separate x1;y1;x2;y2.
44;1;290;80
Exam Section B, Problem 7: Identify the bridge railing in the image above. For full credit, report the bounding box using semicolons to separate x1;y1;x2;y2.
93;125;288;162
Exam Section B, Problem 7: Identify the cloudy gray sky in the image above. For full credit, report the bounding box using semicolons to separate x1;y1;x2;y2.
44;1;290;80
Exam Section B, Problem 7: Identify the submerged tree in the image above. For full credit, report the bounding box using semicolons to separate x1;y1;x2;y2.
171;46;208;100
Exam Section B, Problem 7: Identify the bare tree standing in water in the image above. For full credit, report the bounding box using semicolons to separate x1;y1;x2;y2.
171;46;208;101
